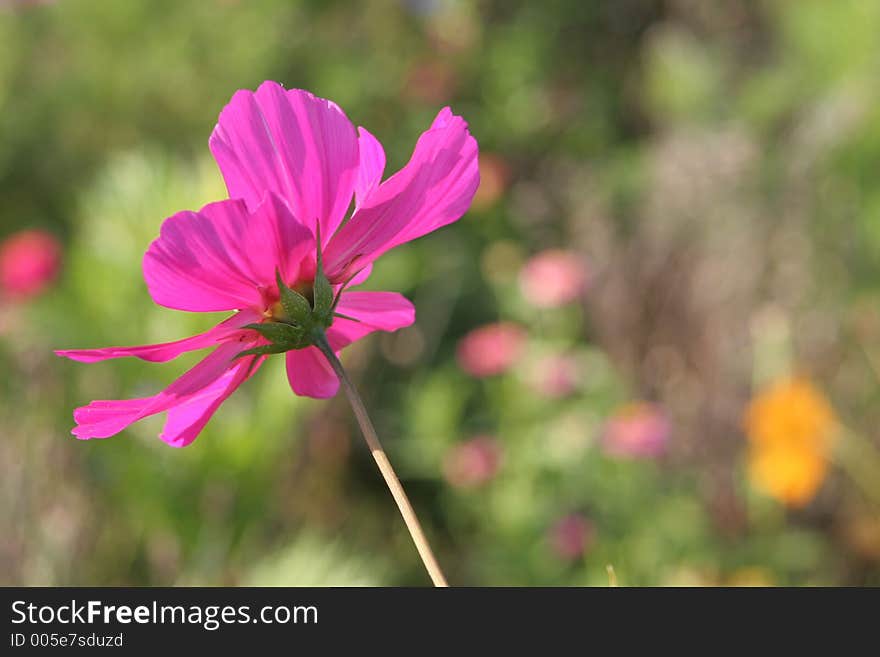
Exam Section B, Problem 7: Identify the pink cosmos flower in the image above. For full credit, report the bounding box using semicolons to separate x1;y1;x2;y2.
549;513;595;561
0;229;62;301
57;81;479;447
456;322;526;378
518;249;588;309
601;402;670;459
442;435;503;488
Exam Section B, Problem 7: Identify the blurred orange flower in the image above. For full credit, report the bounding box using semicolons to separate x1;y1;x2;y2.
471;153;510;210
743;377;837;507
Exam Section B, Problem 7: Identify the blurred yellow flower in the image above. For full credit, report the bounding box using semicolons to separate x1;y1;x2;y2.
743;377;837;507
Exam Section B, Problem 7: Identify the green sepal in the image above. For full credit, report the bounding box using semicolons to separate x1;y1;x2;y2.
312;224;334;319
242;322;305;344
233;343;291;359
275;270;312;325
313;273;334;318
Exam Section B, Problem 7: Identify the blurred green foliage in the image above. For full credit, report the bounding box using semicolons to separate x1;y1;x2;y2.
2;0;880;586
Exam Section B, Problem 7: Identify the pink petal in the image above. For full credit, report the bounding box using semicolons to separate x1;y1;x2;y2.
334;291;415;331
323;107;479;281
236;192;316;287
285;347;339;399
346;262;373;287
55;309;262;363
71;341;252;440
159;355;264;447
324;318;375;350
209;81;360;241
326;291;415;349
143;194;313;312
71;397;155;440
354;127;385;207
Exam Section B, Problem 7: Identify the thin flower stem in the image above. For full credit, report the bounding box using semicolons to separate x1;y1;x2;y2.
313;333;449;587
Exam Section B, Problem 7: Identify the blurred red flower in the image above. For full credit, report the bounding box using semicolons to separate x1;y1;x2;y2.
456;322;526;377
0;229;62;301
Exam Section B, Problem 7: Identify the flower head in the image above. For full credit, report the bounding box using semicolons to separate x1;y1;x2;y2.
0;229;62;301
57;81;479;446
601;401;670;459
518;249;588;309
456;322;526;378
744;376;837;507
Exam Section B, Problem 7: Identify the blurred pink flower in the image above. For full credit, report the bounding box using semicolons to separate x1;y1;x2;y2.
0;229;62;301
549;513;594;561
57;81;479;447
519;249;588;308
530;354;580;398
456;322;526;377
443;435;503;488
602;402;670;459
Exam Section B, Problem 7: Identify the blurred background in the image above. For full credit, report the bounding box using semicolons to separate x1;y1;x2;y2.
2;0;880;586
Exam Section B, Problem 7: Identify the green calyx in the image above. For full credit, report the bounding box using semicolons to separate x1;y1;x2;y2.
235;234;355;359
